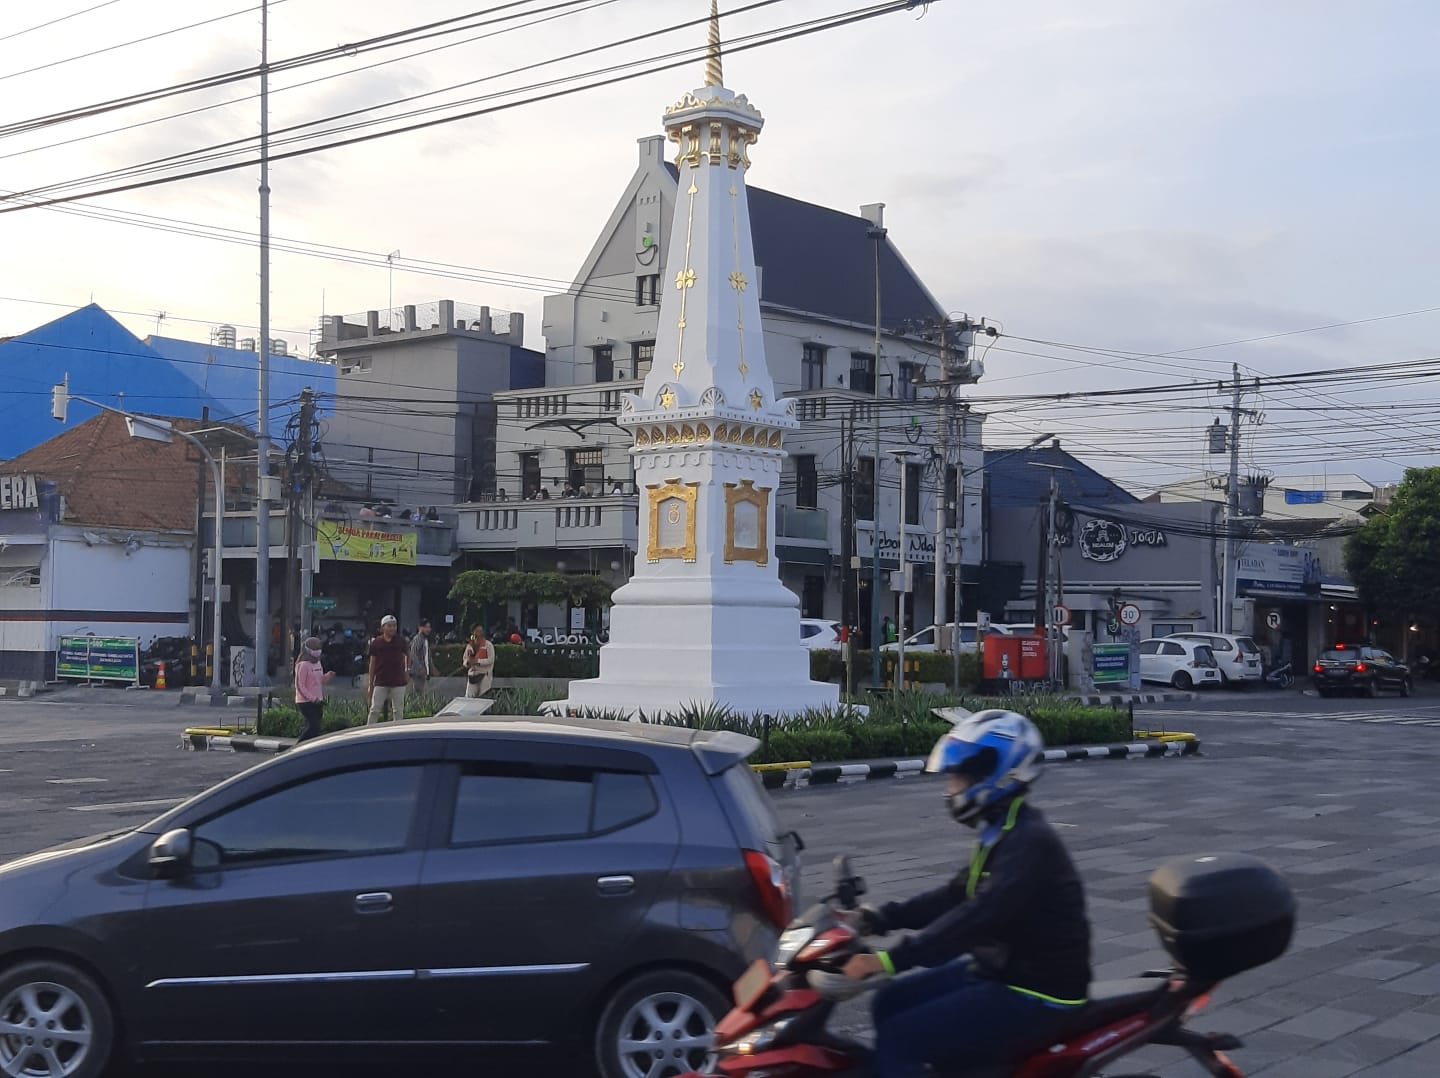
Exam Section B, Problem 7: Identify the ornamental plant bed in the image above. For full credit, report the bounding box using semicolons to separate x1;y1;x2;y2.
260;689;1130;764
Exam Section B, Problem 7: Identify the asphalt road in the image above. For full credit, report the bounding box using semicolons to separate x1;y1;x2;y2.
4;685;1440;1076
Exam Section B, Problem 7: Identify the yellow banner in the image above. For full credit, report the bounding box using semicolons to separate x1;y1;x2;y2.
316;521;417;565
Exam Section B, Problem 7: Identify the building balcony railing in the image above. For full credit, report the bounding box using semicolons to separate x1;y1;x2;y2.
785;389;884;423
497;379;644;420
457;494;639;552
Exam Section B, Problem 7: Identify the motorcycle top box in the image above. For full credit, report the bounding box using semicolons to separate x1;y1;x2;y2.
1148;852;1296;981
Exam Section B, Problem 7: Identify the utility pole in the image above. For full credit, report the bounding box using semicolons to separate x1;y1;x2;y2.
890;449;916;697
932;322;954;641
1047;472;1061;684
191;406;210;683
253;0;274;685
296;389;317;638
840;403;856;696
1222;362;1243;634
866;208;886;689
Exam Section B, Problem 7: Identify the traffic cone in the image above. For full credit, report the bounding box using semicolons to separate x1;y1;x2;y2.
156;661;167;691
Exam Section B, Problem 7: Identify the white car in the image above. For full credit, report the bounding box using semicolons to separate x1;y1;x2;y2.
800;618;842;649
880;623;1013;654
1165;632;1263;686
1139;638;1222;690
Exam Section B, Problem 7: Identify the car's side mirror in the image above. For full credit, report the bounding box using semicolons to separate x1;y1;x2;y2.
149;828;194;877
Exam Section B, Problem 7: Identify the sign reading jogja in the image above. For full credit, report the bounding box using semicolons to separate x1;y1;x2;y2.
0;474;41;511
1061;517;1168;563
315;521;417;566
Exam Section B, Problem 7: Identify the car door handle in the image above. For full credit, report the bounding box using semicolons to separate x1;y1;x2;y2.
354;891;394;914
597;875;635;896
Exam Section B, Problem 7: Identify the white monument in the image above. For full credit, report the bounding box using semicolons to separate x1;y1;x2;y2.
559;3;840;717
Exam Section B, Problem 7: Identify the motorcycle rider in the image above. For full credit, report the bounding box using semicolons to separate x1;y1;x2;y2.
841;710;1092;1077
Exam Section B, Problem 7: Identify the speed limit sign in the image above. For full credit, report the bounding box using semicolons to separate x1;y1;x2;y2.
1051;604;1071;627
1117;603;1142;627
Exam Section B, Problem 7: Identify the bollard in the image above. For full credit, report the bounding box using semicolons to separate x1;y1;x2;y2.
762;714;772;760
255;694;265;737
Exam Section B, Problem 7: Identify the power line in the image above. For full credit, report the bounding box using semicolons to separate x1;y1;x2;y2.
0;0;126;44
0;1;925;213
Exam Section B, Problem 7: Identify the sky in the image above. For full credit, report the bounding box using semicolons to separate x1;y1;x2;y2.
2;0;1439;495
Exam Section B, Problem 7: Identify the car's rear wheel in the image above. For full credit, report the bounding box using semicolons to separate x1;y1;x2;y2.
1402;678;1413;697
1366;679;1379;699
0;960;114;1078
1172;671;1193;690
595;969;727;1078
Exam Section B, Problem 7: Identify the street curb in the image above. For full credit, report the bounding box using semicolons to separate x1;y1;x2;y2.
176;690;257;708
1069;692;1197;705
776;739;1201;789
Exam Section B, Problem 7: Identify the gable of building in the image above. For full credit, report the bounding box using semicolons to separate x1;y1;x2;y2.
984;446;1140;509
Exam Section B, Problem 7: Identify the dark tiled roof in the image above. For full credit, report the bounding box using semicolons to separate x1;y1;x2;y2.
984;446;1139;510
662;163;943;328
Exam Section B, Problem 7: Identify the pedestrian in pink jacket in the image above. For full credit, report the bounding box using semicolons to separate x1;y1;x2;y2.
294;636;335;742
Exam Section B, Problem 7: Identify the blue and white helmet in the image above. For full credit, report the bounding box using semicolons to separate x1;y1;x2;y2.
925;710;1045;825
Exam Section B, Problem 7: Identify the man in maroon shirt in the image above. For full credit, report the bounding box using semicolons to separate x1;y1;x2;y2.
367;614;409;724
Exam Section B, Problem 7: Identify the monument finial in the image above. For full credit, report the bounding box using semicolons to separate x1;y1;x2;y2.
705;0;723;88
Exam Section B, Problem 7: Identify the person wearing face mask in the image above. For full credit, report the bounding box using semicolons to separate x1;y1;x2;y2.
840;711;1092;1078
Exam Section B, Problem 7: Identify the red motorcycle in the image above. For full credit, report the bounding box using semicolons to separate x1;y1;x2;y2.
686;852;1294;1078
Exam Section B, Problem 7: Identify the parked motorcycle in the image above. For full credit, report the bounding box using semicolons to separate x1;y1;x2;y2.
1264;662;1295;689
689;852;1294;1078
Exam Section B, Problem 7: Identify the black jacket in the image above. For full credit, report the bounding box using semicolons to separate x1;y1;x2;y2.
876;800;1091;1001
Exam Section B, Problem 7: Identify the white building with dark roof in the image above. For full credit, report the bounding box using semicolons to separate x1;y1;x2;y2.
457;135;985;645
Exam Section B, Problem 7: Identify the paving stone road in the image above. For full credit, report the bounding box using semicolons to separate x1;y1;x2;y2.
3;686;1440;1075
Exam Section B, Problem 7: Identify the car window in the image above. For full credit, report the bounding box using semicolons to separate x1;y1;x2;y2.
800;624;820;639
1208;638;1233;652
959;627;977;643
717;762;783;846
912;628;935;645
1320;650;1352;661
1139;641;1160;655
1236;638;1261;655
1162;642;1185;656
195;765;423;866
449;765;658;846
1194;646;1218;666
1369;649;1396;663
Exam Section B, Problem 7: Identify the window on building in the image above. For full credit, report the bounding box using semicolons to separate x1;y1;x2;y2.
568;448;605;491
905;461;922;525
635;274;660;307
802;344;827;391
944;465;958;529
802;576;826;620
592;345;614;383
795;454;818;509
520;452;541;499
632;340;655;379
850;352;876;395
856;456;875;521
897;361;920;401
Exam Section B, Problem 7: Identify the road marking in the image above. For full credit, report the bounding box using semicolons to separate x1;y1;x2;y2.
70;798;177;813
47;777;108;785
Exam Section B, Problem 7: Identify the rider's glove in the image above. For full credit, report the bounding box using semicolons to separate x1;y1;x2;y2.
855;905;886;936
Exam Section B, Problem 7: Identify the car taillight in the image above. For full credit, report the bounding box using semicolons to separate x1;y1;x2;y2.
1232;653;1245;664
743;849;792;931
1314;664;1323;674
1355;663;1367;673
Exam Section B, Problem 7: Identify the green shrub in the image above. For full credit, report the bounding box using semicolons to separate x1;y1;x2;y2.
762;729;851;766
491;684;567;716
434;642;597;679
260;691;450;737
809;649;979;690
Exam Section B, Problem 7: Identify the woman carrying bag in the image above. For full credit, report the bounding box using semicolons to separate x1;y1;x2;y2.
462;625;495;699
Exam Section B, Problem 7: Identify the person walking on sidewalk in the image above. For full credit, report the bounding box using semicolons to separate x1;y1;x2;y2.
409;618;439;698
462;625;495;699
294;636;335;742
367;614;409;724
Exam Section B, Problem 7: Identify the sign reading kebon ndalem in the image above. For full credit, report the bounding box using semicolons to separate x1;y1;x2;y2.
316;521;417;565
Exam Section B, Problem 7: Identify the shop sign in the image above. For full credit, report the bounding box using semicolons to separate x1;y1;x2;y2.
1236;544;1321;594
316;521;417;566
859;526;959;564
0;474;41;511
1092;643;1134;686
1062;518;1168;563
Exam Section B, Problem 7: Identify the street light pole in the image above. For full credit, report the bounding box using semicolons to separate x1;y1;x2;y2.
253;0;274;687
867;209;886;690
50;383;226;696
889;449;917;697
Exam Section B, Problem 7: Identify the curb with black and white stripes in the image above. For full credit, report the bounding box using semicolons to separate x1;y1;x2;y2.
1068;692;1197;706
763;739;1201;789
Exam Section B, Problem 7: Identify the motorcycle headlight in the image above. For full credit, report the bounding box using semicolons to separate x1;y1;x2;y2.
735;1018;793;1055
775;926;816;966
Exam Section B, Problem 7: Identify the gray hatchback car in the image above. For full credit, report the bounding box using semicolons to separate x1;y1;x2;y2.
0;719;801;1078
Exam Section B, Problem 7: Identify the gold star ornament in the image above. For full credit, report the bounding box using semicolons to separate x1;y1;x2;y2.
660;389;676;410
749;388;763;410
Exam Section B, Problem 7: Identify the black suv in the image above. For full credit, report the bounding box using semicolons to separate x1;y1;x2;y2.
1313;645;1413;698
0;719;800;1078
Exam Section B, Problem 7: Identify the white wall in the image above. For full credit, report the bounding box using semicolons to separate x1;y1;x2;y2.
48;533;191;650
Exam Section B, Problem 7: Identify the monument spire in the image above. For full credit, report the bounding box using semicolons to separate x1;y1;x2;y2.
555;0;838;718
705;0;723;88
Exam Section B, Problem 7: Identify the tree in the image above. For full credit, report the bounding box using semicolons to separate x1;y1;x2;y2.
448;570;614;631
1345;467;1440;620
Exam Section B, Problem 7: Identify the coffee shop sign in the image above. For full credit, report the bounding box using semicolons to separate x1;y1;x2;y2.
1061;518;1167;563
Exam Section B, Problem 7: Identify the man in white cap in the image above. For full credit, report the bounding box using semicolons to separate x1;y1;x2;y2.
366;614;409;724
